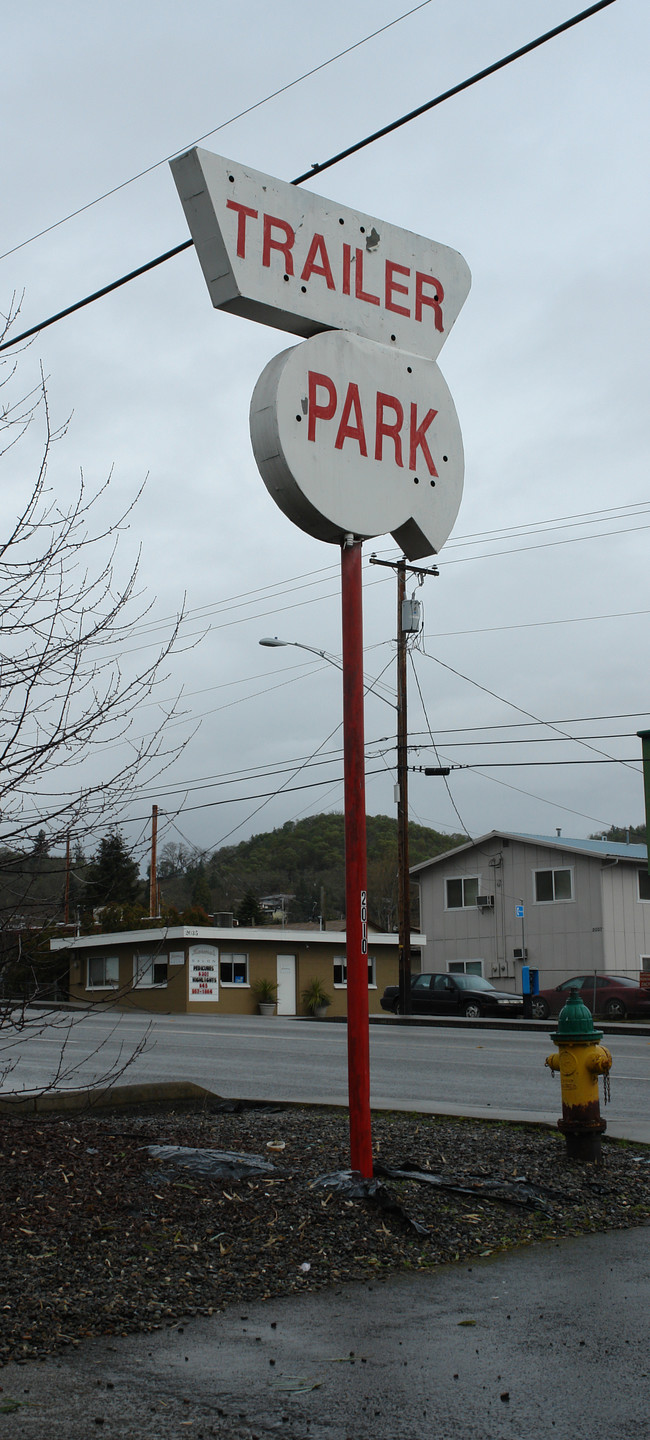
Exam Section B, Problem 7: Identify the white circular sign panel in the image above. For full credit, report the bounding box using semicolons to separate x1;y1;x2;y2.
250;330;464;560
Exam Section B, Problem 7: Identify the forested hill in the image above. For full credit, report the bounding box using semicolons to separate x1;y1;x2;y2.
212;812;461;875
178;812;467;927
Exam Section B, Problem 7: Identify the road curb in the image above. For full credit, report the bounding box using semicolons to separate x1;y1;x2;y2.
296;1013;650;1037
0;1080;223;1117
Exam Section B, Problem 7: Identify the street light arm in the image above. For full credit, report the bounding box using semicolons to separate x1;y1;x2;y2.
259;635;341;669
259;636;396;709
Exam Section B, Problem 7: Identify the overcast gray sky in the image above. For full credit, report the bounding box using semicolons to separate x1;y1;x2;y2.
0;0;647;865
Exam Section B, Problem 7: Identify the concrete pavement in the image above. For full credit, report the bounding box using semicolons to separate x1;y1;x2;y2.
1;1223;649;1439
2;1027;649;1437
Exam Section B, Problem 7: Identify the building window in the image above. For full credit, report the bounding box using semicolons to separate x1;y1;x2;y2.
87;955;119;990
533;868;573;903
220;953;249;986
638;870;650;901
445;876;479;909
448;960;483;976
641;956;650;972
133;953;168;988
333;956;376;987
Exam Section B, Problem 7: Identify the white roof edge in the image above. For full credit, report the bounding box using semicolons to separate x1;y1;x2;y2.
51;925;426;951
410;830;648;875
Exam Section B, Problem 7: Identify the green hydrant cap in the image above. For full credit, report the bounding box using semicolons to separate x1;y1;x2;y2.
551;987;603;1044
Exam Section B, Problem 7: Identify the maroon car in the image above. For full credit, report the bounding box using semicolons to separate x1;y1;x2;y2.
531;973;650;1021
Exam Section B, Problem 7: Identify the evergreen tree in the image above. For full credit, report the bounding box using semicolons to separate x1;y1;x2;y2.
236;891;265;926
589;823;646;844
191;865;212;913
85;831;142;910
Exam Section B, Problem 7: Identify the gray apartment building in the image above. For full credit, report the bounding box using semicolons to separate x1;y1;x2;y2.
412;832;650;993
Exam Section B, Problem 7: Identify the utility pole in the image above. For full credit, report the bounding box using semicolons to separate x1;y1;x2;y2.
149;805;158;918
369;555;438;1015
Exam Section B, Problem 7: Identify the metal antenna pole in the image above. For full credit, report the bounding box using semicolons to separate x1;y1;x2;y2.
341;537;373;1178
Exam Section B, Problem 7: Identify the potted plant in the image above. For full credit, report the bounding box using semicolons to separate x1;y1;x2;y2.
302;977;332;1018
252;976;277;1015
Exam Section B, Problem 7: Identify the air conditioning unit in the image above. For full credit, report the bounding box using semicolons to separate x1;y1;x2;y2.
513;947;528;961
476;894;494;909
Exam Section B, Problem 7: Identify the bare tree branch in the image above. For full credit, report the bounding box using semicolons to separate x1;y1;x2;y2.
0;306;196;1083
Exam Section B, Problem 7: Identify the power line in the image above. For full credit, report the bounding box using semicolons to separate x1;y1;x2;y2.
409;710;650;737
442;498;650;547
439;521;650;568
452;764;616;831
424;606;650;642
419;647;641;775
99;519;650;668
0;1;434;264
417;731;639;749
408;649;472;838
429;757;642;769
0;0;618;356
406;648;638;840
116;498;650;646
292;0;618;182
444;505;650;551
24;725;641;814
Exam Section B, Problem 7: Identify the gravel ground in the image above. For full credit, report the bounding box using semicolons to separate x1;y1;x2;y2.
2;1101;650;1368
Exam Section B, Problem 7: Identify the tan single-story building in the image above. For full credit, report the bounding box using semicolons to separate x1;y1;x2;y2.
52;924;423;1016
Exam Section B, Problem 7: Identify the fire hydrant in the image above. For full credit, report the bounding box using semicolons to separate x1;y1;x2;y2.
545;988;612;1162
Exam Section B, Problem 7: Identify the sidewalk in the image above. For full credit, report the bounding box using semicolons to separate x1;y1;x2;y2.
1;1223;648;1439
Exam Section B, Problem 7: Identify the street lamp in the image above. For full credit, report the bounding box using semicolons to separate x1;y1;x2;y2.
259;637;395;709
259;636;342;670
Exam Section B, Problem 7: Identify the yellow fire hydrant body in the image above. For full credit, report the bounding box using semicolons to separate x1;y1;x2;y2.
545;989;612;1161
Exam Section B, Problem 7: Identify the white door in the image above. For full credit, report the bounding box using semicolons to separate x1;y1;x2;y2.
276;954;296;1015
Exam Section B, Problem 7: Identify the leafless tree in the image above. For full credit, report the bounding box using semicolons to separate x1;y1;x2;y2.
0;299;192;1087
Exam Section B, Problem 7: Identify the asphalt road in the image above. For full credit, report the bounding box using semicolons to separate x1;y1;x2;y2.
3;1009;650;1141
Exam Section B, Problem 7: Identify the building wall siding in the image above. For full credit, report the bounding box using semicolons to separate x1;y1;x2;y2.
601;864;650;974
417;837;610;991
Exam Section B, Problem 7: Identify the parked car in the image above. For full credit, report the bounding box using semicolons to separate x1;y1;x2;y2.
380;972;523;1018
531;974;650;1021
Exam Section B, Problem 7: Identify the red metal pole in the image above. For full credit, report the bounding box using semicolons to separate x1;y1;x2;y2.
340;537;373;1178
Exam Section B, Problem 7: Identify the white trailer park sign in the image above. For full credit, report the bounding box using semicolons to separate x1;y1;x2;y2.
171;149;470;559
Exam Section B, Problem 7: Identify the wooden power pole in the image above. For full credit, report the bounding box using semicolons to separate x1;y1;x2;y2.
369;555;438;1015
149;805;158;918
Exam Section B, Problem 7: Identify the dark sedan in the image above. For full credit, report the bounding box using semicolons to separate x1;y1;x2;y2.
380;972;523;1018
531;973;650;1021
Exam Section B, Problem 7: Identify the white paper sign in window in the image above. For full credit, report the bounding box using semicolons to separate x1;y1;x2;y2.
189;944;219;1001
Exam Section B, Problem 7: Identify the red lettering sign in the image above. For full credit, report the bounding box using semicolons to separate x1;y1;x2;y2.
307;371;337;442
301;233;335;290
225;200;258;258
335;383;367;456
375;392;404;467
305;370;441;478
385;260;410;317
263;214;296;273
